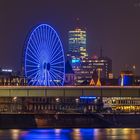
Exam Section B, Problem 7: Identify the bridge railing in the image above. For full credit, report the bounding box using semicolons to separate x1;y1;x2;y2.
0;86;139;97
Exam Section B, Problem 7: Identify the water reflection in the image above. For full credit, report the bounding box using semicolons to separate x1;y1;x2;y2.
10;129;20;140
0;128;140;140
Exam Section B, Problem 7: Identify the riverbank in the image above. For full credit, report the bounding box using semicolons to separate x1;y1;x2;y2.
0;113;140;128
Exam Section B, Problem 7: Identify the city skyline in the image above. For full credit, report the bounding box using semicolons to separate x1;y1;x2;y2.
0;0;140;76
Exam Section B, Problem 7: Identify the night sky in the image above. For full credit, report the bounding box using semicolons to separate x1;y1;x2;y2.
0;0;140;76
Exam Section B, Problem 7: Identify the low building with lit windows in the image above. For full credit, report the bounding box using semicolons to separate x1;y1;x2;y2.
75;56;112;85
0;68;27;86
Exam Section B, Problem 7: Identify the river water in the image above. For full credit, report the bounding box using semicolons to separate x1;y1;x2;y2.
0;128;140;140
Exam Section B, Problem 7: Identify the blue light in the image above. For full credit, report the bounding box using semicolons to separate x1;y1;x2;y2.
123;75;133;86
21;129;73;140
72;59;80;63
80;96;96;99
24;24;65;86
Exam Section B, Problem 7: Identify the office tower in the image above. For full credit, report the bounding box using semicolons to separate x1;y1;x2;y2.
68;28;88;59
67;27;88;74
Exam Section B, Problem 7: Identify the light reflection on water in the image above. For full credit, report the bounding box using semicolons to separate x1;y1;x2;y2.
0;128;140;140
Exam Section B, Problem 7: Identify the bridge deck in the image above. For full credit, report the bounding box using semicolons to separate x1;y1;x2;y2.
0;86;139;97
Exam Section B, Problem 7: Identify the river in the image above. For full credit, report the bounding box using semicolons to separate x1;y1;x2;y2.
0;128;140;140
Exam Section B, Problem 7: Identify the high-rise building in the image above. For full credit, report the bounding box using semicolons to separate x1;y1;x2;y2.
68;28;88;59
67;28;88;74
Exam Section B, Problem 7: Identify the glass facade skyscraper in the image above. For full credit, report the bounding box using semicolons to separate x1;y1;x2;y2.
67;28;88;74
68;28;88;59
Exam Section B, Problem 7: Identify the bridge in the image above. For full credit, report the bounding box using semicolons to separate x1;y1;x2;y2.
0;86;140;97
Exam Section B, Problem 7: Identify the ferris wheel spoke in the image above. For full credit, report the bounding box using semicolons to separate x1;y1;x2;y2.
30;38;40;57
51;48;62;61
33;30;40;46
28;69;40;80
29;37;40;54
48;72;54;85
49;29;54;48
50;50;63;63
26;67;39;74
48;27;54;58
26;63;39;67
49;37;56;58
34;31;42;56
26;58;39;65
51;60;64;66
40;25;44;44
32;79;37;86
28;79;33;85
45;44;51;61
42;25;45;42
37;72;42;85
28;42;38;56
51;65;64;69
27;71;37;79
39;26;43;44
51;56;63;65
41;26;45;43
46;28;52;59
51;39;59;56
51;54;62;64
50;70;63;82
37;27;42;44
29;78;37;86
50;38;59;58
50;70;64;78
48;71;55;86
27;47;40;62
42;25;46;42
26;69;39;75
50;68;64;78
50;37;58;57
51;33;57;45
44;26;47;42
50;44;60;60
49;72;59;86
30;36;41;56
36;28;41;45
49;33;57;53
32;72;39;85
26;53;39;64
37;74;42;85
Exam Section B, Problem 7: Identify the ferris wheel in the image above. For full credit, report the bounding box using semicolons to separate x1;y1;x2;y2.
24;24;65;86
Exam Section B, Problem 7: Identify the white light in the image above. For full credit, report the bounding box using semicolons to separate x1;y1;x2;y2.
56;98;59;102
75;98;79;103
2;69;12;72
13;97;17;101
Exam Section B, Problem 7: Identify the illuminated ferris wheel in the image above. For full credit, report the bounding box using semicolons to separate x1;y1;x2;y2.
24;24;65;86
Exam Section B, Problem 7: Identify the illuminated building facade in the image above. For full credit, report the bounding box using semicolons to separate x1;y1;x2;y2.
0;68;27;86
68;28;88;59
103;97;140;113
67;28;88;74
75;57;112;85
